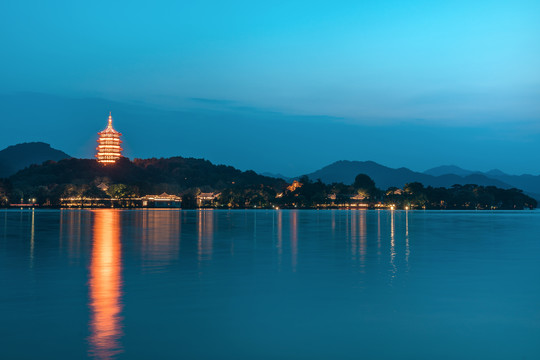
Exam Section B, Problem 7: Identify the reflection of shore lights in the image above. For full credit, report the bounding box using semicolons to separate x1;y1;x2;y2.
89;210;123;358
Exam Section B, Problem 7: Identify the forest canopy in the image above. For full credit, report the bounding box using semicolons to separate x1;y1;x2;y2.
0;158;536;210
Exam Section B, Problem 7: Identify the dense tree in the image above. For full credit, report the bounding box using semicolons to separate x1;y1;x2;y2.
0;180;9;206
107;184;139;199
354;174;376;190
404;182;424;195
277;177;328;208
3;156;285;207
0;158;536;209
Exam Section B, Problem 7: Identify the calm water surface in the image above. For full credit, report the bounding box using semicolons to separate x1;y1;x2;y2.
1;209;539;359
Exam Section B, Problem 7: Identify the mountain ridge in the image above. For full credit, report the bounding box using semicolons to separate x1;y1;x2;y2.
302;160;540;200
0;142;71;178
2;141;540;201
423;164;540;196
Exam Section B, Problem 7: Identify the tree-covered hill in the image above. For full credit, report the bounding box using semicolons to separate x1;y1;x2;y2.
0;159;536;210
0;142;71;178
5;156;286;205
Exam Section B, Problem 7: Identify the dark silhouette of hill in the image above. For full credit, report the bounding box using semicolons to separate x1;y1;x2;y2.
424;165;476;177
304;160;515;191
485;169;507;177
424;165;540;198
0;92;349;177
486;173;540;196
4;92;537;179
260;172;292;182
0;142;71;178
2;156;536;209
7;156;286;204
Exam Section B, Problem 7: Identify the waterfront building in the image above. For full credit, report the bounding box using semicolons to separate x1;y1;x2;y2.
197;192;220;207
96;183;109;192
141;193;182;208
96;113;123;164
350;193;366;201
386;188;403;195
60;193;182;208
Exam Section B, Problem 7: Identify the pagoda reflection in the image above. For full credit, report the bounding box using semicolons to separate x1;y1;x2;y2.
88;209;123;359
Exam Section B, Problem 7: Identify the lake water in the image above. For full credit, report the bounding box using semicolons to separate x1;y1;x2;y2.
0;209;539;359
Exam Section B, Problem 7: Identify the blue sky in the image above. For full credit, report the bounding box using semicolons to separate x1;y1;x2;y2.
0;0;539;175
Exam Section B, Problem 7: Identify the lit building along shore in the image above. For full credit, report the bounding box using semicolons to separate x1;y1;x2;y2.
96;113;123;164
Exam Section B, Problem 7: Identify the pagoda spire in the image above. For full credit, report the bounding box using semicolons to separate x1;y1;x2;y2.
108;112;113;127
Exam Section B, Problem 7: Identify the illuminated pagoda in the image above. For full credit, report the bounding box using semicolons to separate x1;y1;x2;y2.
96;112;123;164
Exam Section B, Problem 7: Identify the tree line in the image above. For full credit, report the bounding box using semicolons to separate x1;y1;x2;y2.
210;174;537;210
0;158;536;210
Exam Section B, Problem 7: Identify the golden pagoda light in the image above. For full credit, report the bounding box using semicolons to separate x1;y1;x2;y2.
96;113;123;164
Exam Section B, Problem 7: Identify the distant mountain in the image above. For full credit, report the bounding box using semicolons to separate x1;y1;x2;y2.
483;173;540;197
424;165;511;178
304;160;516;192
424;165;476;177
0;142;71;178
260;172;292;182
485;169;508;177
423;164;540;197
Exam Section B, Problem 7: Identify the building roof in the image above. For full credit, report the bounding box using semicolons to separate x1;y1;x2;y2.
96;183;109;191
142;193;182;201
98;113;122;136
198;192;220;199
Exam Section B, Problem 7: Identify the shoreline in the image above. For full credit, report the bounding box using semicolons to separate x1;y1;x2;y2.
1;207;537;211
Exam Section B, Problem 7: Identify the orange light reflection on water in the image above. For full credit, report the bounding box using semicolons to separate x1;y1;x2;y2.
290;211;298;272
88;209;123;359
